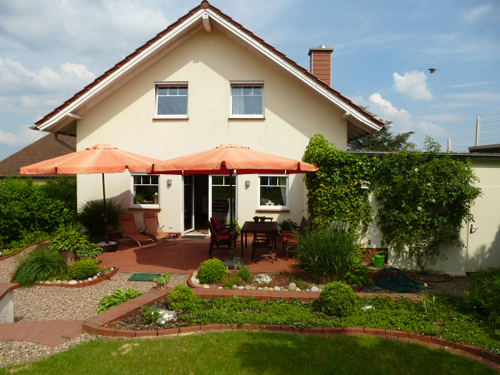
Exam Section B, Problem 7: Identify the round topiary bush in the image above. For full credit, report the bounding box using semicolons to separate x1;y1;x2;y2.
68;259;99;280
320;281;358;317
197;258;227;283
167;284;198;311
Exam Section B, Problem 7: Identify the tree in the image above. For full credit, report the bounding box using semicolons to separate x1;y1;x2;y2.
348;123;415;152
371;137;482;273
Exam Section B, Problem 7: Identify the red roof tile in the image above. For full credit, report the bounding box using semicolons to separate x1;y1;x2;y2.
0;134;76;177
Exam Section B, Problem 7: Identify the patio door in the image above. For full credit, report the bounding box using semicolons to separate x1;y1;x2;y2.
183;175;194;233
209;175;236;224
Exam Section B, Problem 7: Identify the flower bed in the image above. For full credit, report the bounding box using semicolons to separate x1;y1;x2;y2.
34;267;119;288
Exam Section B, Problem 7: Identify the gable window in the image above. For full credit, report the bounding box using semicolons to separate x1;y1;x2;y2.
231;83;264;118
155;84;188;118
259;175;288;209
132;174;159;207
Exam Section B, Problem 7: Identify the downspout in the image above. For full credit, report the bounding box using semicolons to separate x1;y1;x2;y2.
53;133;76;152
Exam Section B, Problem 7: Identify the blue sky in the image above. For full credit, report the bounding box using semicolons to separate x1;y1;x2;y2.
0;0;499;160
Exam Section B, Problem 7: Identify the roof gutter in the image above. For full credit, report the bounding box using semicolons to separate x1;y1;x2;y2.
53;133;76;152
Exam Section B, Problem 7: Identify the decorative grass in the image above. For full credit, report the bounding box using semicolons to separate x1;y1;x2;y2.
0;331;496;375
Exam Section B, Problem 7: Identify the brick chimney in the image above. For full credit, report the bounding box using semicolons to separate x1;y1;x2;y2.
309;45;334;85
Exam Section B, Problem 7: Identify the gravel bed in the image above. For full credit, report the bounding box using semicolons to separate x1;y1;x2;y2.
0;245;188;367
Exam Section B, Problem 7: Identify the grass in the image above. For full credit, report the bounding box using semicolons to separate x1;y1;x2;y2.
0;331;497;375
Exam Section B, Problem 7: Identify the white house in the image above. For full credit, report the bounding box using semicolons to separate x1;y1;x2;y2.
33;1;383;235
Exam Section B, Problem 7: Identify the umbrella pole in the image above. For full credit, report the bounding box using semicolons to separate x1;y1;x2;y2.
229;169;234;260
102;173;109;244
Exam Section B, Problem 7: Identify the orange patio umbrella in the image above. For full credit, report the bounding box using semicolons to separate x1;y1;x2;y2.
147;144;319;251
20;144;162;242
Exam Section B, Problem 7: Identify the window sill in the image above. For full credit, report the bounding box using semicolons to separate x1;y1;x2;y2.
256;208;290;213
153;116;189;121
228;116;265;121
128;206;161;211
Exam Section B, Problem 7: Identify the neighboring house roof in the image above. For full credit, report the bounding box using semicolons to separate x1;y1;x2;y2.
0;134;76;177
468;144;500;153
34;1;383;141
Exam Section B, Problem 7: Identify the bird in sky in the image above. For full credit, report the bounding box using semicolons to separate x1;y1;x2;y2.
428;68;438;74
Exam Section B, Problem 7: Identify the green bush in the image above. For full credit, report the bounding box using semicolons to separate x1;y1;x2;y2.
295;228;358;283
235;266;253;283
77;199;126;241
75;243;103;259
345;257;374;287
167;284;199;311
153;273;172;286
197;258;227;283
49;223;89;253
142;305;162;326
12;243;68;287
278;219;299;232
97;288;144;313
68;259;99;279
222;276;246;289
466;267;500;333
320;281;358;317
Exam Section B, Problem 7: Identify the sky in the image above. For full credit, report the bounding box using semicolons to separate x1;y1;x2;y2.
0;0;499;160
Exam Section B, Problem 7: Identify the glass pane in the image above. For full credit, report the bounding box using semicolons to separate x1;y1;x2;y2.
243;87;253;95
212;176;224;185
244;96;262;114
158;96;187;115
179;87;188;96
134;185;158;204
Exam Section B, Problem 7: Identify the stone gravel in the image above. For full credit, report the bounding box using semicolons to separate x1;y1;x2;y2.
0;245;188;367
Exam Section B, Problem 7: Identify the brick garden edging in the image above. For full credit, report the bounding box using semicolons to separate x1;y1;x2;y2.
82;287;500;370
0;239;51;261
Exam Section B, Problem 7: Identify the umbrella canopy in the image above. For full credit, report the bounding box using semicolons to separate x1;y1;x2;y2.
20;144;161;175
147;144;318;175
147;144;318;255
21;144;162;242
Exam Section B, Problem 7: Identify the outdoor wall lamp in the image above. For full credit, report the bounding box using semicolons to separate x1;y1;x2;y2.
360;180;370;190
167;179;172;187
245;180;251;187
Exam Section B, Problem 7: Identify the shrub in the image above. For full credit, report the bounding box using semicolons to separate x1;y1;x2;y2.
77;199;126;241
295;228;358;283
167;284;199;311
235;266;253;283
153;273;171;287
320;281;358;317
49;223;89;253
197;258;227;283
75;243;103;259
142;305;162;326
345;257;374;287
97;288;144;313
68;259;99;279
223;276;246;289
466;267;500;334
278;219;299;232
12;243;68;287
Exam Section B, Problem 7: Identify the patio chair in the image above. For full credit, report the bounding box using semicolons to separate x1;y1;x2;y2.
143;212;176;246
252;232;274;263
119;213;156;248
210;217;237;248
208;220;233;259
283;216;310;260
329;220;350;232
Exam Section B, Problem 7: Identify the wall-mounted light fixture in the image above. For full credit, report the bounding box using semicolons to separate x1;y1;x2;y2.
360;181;370;190
167;179;172;187
245;180;250;187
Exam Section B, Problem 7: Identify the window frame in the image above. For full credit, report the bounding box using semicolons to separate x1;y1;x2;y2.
131;173;160;209
230;82;265;119
258;174;289;210
154;82;188;119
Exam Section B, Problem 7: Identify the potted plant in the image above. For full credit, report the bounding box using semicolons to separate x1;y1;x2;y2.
153;273;171;290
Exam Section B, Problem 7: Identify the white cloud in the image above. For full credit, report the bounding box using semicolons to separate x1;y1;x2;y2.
450;82;494;89
445;91;500;102
368;93;446;137
0;127;44;146
464;3;494;23
393;70;433;101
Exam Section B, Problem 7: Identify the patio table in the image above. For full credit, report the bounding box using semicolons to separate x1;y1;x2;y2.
240;221;278;257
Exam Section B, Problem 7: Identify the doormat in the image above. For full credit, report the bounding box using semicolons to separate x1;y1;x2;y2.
128;273;161;282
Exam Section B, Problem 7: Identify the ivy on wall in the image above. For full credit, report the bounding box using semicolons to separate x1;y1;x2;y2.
302;134;374;233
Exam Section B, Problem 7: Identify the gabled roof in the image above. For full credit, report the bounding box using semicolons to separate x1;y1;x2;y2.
0;134;76;177
35;1;383;140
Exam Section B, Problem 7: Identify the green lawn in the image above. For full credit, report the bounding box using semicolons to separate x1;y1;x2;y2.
1;331;496;375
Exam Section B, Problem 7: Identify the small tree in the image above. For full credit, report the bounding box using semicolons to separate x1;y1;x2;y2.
348;122;415;152
371;137;481;273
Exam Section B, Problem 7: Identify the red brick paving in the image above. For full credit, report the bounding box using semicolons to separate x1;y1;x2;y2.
0;320;83;347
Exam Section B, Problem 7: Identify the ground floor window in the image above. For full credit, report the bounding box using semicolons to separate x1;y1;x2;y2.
259;175;288;209
132;174;159;207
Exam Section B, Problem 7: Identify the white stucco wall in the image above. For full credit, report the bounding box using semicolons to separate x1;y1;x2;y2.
75;26;346;233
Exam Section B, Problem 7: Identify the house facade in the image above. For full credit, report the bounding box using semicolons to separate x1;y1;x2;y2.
33;1;382;235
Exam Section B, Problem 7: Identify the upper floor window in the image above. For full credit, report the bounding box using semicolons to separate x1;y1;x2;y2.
259;175;288;209
156;84;188;118
132;174;159;207
231;84;264;118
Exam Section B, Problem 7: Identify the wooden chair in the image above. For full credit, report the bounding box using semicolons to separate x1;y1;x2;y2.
119;213;156;247
210;217;237;248
143;211;176;246
283;217;310;260
252;217;274;262
208;220;232;259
